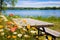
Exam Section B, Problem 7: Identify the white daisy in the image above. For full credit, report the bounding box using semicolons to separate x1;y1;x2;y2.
24;35;29;38
42;32;45;34
13;32;17;34
0;29;4;32
30;30;37;34
17;34;22;37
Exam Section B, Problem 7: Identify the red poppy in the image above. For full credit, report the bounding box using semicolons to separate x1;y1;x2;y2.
9;14;14;16
10;27;17;32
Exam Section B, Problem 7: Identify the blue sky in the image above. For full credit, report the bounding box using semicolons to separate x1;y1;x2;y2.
17;0;60;3
7;0;60;7
20;0;60;1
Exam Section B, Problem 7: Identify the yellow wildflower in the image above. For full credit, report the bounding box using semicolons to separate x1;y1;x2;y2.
12;35;17;38
27;24;30;30
0;25;4;29
7;35;11;38
48;36;52;40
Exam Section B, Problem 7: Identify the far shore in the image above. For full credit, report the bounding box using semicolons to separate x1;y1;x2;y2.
2;7;60;10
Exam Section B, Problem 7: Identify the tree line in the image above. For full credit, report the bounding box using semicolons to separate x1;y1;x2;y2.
4;7;60;10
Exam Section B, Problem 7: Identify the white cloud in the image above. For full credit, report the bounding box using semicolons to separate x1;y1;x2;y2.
7;1;60;7
20;1;60;4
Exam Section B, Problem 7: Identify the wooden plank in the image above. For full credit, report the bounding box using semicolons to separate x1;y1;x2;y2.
44;27;60;37
12;18;54;27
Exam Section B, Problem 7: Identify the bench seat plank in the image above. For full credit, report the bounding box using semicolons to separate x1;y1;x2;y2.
44;27;60;37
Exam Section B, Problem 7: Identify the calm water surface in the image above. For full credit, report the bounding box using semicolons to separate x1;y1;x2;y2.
3;10;60;17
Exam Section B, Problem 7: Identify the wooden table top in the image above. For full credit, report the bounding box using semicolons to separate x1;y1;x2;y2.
12;18;54;27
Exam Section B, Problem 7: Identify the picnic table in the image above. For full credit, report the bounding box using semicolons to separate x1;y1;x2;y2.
12;18;60;40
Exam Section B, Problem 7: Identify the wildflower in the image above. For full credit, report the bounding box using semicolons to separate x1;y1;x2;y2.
0;25;4;29
42;32;45;35
48;36;52;40
23;28;27;31
13;32;17;34
0;29;4;32
1;32;4;36
7;35;11;38
40;28;43;30
17;34;22;37
30;30;37;34
10;27;17;32
24;35;30;38
27;24;30;30
9;14;14;17
12;35;17;38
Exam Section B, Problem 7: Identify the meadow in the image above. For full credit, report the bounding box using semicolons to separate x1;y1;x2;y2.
0;15;60;40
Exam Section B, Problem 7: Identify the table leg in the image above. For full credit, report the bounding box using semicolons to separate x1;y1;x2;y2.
38;28;40;36
42;27;49;40
36;27;40;40
37;27;49;40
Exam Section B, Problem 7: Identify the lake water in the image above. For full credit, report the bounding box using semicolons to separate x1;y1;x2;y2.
3;10;60;17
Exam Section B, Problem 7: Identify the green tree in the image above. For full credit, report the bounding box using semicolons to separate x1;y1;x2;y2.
0;0;18;15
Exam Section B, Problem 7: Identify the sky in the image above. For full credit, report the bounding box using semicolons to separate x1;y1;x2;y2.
7;0;60;7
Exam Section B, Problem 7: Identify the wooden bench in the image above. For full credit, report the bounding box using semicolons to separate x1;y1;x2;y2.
39;27;60;40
